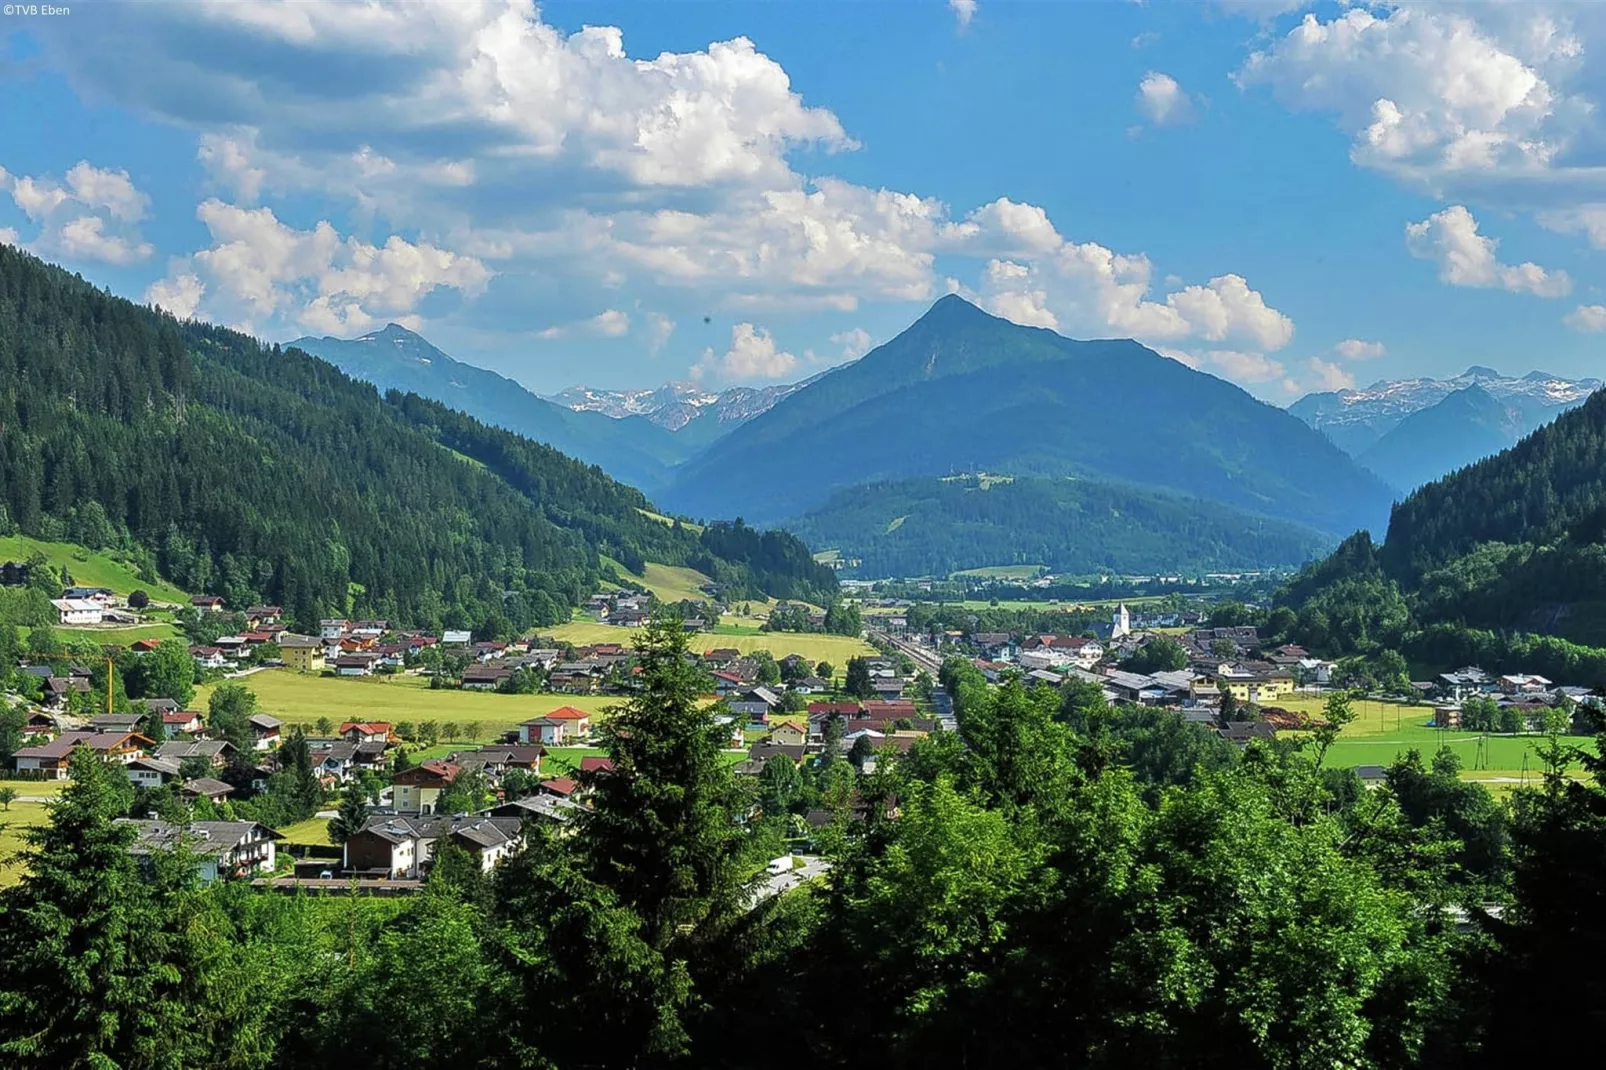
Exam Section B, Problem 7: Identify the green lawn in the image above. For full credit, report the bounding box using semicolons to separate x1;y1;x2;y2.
0;534;189;603
196;670;624;741
0;800;51;887
277;817;333;847
27;621;187;646
1272;694;1600;785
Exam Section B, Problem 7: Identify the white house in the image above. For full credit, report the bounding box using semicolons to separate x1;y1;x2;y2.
50;598;104;626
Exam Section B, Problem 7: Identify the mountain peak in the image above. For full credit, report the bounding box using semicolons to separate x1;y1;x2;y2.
1463;364;1502;379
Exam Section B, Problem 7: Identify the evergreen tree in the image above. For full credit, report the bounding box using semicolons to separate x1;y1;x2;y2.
845;657;875;699
0;749;199;1064
495;612;757;1064
328;779;372;844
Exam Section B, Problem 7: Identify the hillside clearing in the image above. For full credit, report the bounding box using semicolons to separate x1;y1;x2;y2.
0;535;189;603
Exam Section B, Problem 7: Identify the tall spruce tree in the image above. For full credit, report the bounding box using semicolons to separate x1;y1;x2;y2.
494;611;759;1065
0;748;201;1064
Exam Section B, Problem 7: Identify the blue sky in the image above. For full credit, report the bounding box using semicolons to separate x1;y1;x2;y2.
4;1;1606;399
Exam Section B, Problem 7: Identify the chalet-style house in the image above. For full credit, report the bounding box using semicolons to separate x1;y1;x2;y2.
13;731;152;778
120;819;279;883
344;813;524;878
278;634;325;673
391;760;461;815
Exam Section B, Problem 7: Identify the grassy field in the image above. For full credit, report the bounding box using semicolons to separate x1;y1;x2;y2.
196;670;624;741
29;621;187;646
277;816;333;847
544;620;875;664
0;534;189;603
598;559;715;605
1273;693;1599;786
635;509;704;535
0;800;50;887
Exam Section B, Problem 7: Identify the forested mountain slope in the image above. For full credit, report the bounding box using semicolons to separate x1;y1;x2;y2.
787;474;1329;578
290;324;698;492
661;296;1395;535
1357;385;1525;494
0;247;834;631
1273;388;1606;657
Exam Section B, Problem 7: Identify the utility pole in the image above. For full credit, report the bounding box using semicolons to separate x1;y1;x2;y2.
107;655;114;716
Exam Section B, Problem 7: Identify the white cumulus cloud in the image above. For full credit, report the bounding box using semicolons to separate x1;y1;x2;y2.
693;322;797;382
830;327;874;361
149;198;490;335
950;0;977;30
145;272;206;319
1564;304;1606;332
1405;205;1570;297
1236;7;1574;185
1136;71;1194;126
1334;338;1386;360
1306;357;1357;391
0;160;154;265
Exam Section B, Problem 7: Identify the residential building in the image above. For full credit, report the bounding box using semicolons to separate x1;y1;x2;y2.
155;739;234;769
248;713;284;751
278;634;325;673
182;778;236;804
517;706;590;745
391;760;461;815
127;756;182;789
191;595;226;613
50;598;104;626
13;731;152;778
120;819;279;883
462;664;514;690
340;722;392;744
344;813;524;878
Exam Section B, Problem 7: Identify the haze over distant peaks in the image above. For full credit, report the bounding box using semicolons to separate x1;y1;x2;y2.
549;379;807;431
1288;366;1603;492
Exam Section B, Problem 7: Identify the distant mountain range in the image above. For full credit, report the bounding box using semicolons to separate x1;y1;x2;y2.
786;474;1331;579
1290;367;1600;492
550;380;806;431
290;324;709;491
658;295;1395;537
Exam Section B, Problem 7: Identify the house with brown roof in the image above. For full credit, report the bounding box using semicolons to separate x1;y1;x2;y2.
343;813;524;878
392;760;461;815
461;663;514;690
13;731;153;779
121;819;279;883
182;778;236;805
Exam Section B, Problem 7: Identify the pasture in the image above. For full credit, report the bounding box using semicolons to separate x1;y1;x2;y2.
544;620;875;665
196;670;624;742
1272;693;1599;789
0;534;189;603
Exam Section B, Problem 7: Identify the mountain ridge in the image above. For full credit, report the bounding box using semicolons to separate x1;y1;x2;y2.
1289;366;1600;457
659;296;1395;537
786;473;1331;579
289;324;701;491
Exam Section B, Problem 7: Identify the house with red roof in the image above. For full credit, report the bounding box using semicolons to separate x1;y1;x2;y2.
339;722;392;744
